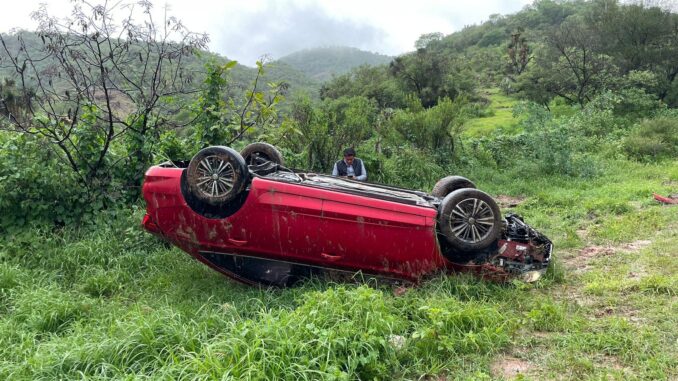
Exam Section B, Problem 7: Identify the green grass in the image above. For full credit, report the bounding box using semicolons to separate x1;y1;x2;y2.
0;160;677;379
464;88;522;137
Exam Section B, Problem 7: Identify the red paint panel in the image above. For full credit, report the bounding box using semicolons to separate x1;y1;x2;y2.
319;199;442;278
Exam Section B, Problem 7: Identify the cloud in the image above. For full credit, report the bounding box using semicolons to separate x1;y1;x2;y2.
1;0;535;65
208;2;389;64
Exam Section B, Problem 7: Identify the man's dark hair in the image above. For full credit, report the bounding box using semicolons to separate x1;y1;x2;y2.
343;147;356;156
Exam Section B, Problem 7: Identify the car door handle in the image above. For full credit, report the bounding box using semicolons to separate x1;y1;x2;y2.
228;238;248;246
321;253;342;261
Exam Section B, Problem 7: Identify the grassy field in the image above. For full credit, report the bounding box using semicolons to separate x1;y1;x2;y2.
0;157;676;380
463;88;522;137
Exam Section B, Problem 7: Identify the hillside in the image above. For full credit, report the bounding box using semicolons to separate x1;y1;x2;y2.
0;31;320;99
320;1;677;109
277;46;392;82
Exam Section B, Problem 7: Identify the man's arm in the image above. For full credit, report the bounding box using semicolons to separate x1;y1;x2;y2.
356;160;367;181
332;162;339;176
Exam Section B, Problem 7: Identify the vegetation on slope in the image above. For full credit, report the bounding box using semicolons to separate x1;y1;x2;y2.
278;46;393;82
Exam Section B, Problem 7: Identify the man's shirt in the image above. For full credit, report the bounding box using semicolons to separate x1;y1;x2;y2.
332;159;367;181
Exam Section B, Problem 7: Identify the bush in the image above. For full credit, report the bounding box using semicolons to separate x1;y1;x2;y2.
465;102;602;178
0;133;94;229
380;148;446;189
624;118;678;162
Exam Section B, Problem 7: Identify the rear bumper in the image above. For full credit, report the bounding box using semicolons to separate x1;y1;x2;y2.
142;213;163;237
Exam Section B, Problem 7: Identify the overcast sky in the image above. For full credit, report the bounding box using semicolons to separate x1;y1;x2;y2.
0;0;532;65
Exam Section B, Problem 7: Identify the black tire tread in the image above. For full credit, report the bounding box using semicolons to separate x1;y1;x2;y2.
431;176;476;198
241;142;284;166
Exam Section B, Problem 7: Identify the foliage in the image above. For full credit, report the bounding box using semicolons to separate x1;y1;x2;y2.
279;95;377;172
0;1;207;198
278;46;392;82
0;132;96;229
514;1;678;107
624;117;678;162
467;101;602;179
191;59;289;149
506;28;532;77
192;60;237;148
379;148;446;189
277;94;471;184
532;16;618;108
588;1;678;106
387;96;468;160
320;65;406;108
389;49;476;108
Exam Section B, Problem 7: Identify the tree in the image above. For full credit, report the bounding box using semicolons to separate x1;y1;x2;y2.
191;58;289;149
0;78;32;121
533;17;617;107
280;95;377;172
387;96;468;159
389;48;474;108
415;32;444;50
320;65;405;108
507;28;532;76
588;0;678;105
0;0;208;195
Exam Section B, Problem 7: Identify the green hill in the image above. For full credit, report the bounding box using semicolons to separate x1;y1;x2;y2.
0;31;320;99
277;46;392;82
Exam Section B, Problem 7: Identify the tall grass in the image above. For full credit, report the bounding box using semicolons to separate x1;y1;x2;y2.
0;157;676;379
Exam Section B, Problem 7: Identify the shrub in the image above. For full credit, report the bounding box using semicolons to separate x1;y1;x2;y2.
0;133;93;229
381;148;446;189
465;102;603;178
624;117;678;162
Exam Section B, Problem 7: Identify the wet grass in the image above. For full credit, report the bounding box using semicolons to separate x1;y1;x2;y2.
0;159;677;379
464;88;522;137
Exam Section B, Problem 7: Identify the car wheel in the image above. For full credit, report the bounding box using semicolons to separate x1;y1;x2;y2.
241;142;285;166
186;146;249;206
431;176;476;198
438;188;501;253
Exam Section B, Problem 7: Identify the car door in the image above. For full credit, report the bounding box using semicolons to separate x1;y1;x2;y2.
319;192;441;279
240;178;325;264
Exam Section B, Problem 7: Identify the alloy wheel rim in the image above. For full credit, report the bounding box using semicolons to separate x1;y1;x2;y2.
449;197;495;243
196;155;235;197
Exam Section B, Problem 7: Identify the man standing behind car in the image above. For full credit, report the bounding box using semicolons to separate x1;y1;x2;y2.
332;147;367;181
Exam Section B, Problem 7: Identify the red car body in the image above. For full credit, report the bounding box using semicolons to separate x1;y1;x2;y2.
142;163;551;285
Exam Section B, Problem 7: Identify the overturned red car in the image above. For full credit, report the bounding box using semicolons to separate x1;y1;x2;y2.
142;143;552;286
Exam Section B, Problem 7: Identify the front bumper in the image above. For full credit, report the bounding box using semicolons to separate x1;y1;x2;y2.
448;214;553;282
490;214;553;282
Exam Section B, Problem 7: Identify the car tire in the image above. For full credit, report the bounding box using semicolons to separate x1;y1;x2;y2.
438;188;502;253
186;146;249;206
431;176;476;198
241;142;285;166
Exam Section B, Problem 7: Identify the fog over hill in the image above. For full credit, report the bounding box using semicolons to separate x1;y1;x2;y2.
277;46;393;82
